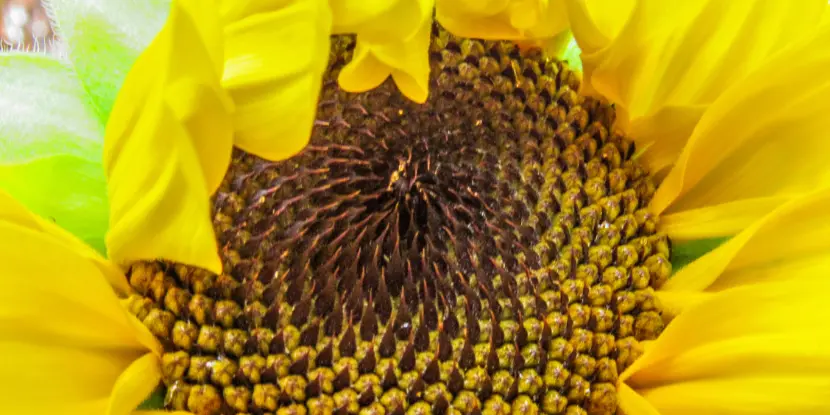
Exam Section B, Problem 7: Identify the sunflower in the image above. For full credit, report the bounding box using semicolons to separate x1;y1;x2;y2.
4;0;830;414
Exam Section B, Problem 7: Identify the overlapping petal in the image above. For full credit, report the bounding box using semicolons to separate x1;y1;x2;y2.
562;0;633;55
652;21;830;240
104;0;233;273
436;0;569;42
630;189;830;413
566;0;826;175
620;277;830;415
330;0;424;41
659;188;830;300
336;0;434;103
0;189;127;293
0;191;160;414
220;0;332;160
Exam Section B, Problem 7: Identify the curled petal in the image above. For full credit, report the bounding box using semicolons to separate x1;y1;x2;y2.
563;0;633;54
105;0;234;273
436;0;569;42
338;2;433;103
328;0;396;31
331;0;423;41
221;0;332;160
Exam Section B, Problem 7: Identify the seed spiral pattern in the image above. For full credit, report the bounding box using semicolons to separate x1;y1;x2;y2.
126;26;672;415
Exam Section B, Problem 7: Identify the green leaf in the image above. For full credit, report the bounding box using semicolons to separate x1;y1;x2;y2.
0;53;103;163
670;237;729;272
0;52;108;252
137;387;165;410
2;0;170;252
44;0;169;122
0;156;108;253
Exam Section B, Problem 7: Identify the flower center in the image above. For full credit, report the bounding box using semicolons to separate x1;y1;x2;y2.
126;27;672;415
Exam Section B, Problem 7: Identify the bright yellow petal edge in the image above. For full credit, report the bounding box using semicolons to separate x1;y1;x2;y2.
336;0;434;103
651;17;830;240
220;0;332;160
113;1;582;165
564;0;830;242
104;0;233;274
0;190;161;414
618;187;830;414
616;15;830;409
435;0;570;43
662;187;830;307
336;0;576;105
566;0;826;177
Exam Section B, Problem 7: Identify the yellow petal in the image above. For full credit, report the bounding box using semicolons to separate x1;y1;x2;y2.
657;196;786;241
105;0;234;273
621;279;830;415
337;42;393;92
663;188;830;295
617;383;661;415
652;22;830;238
569;0;826;174
338;7;433;103
0;223;158;352
328;0;396;31
331;0;424;42
0;189;129;294
436;0;523;39
440;0;509;15
626;104;707;180
436;0;569;41
563;0;633;54
654;290;710;320
632;377;830;415
0;342;146;414
108;353;163;415
0;209;160;414
221;0;332;160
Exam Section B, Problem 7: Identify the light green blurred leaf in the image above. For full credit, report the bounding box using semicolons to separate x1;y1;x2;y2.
0;52;108;252
562;36;583;73
44;0;169;122
0;53;103;163
0;156;108;253
2;0;170;252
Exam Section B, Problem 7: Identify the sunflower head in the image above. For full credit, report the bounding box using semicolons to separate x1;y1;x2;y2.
6;1;830;415
116;24;675;415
